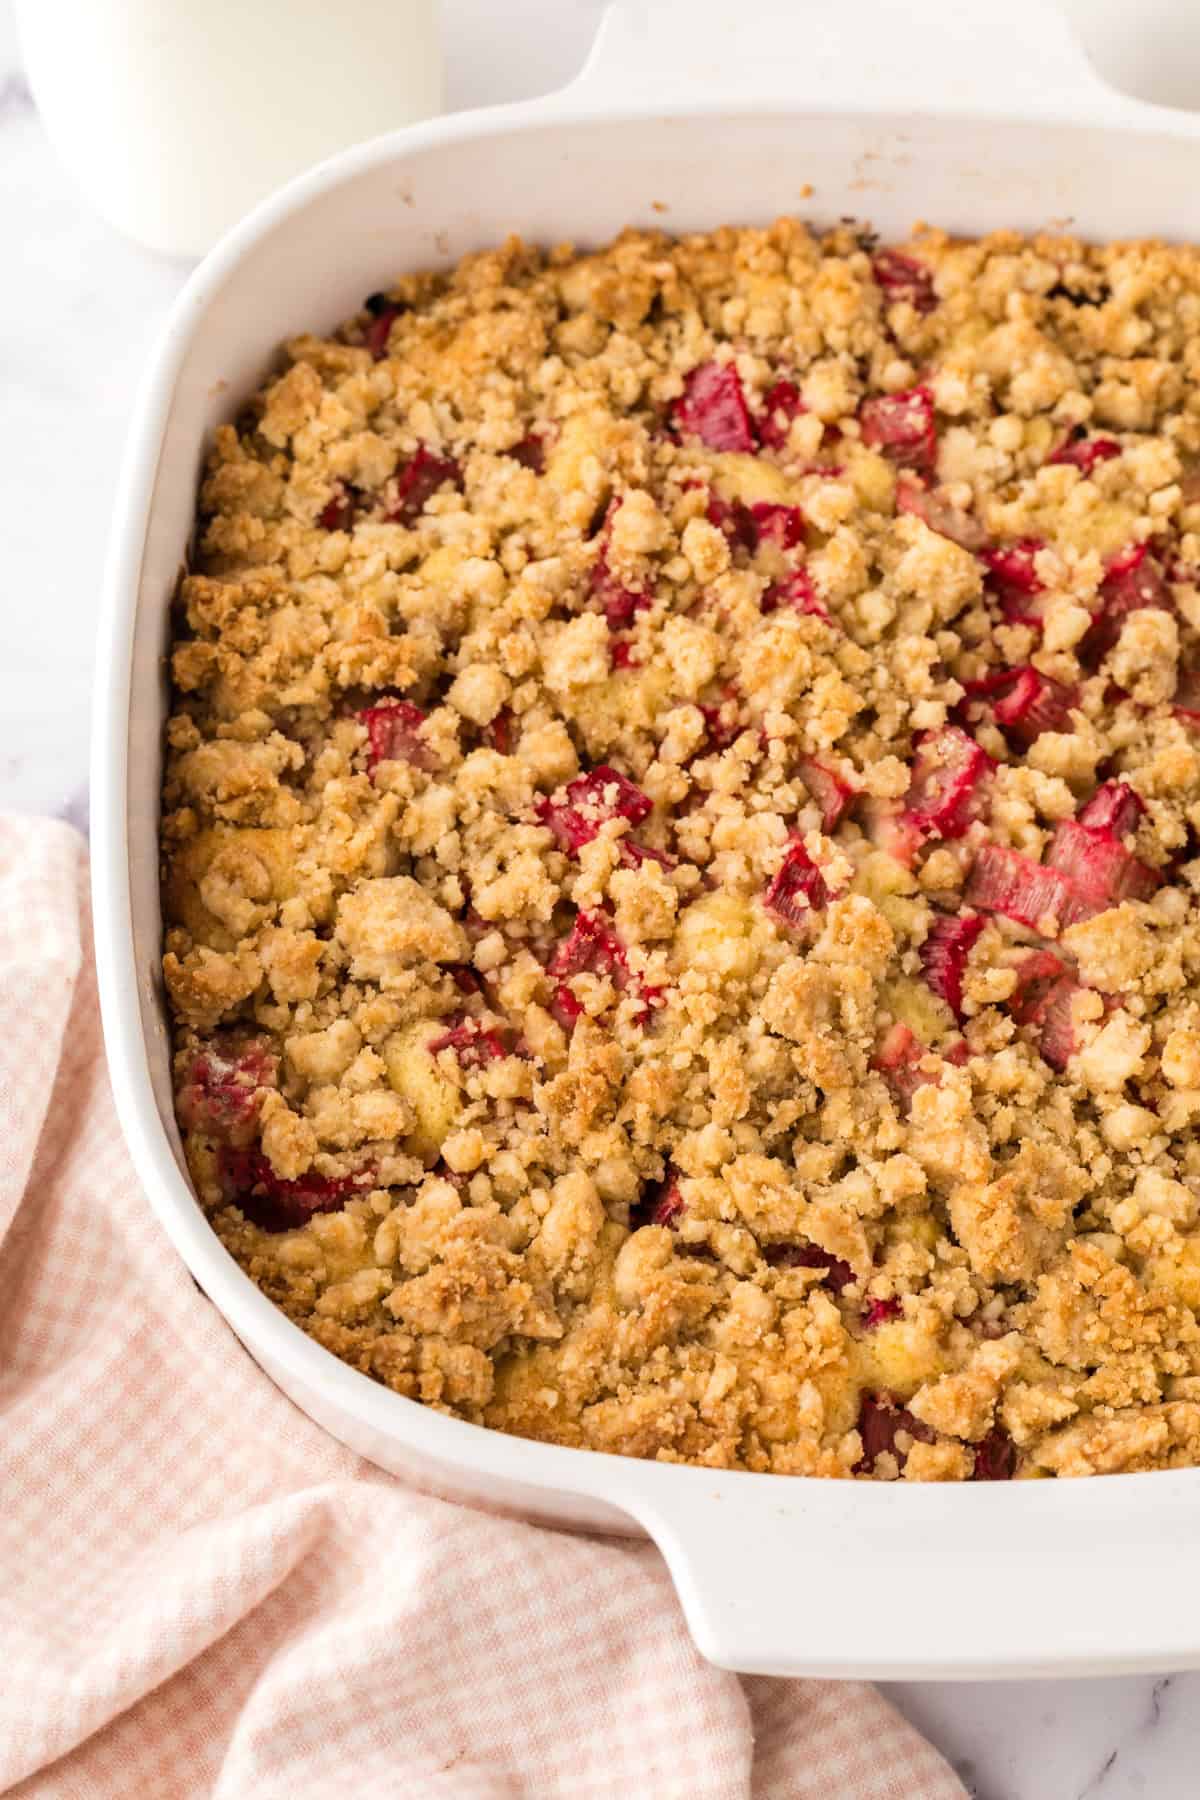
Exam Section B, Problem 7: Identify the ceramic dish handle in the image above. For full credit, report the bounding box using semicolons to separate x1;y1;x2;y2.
613;1463;1200;1679
564;0;1187;121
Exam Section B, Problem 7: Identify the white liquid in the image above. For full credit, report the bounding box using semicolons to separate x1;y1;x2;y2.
16;0;443;258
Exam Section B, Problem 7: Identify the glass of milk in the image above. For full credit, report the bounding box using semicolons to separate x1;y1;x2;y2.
15;0;443;258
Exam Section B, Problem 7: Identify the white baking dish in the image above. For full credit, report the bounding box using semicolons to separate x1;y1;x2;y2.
92;0;1200;1680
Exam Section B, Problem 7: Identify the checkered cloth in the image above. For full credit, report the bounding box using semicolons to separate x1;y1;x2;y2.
0;817;964;1799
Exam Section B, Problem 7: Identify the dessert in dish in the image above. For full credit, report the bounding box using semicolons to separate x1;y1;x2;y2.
162;219;1200;1480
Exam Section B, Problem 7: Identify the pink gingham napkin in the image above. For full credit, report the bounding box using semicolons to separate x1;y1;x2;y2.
0;817;965;1800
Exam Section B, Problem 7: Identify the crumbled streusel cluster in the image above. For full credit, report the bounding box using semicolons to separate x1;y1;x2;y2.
163;220;1200;1481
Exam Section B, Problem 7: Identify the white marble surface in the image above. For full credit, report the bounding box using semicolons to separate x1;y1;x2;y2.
3;2;1198;1792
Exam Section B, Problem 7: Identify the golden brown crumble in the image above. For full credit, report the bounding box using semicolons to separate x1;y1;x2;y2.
162;220;1200;1481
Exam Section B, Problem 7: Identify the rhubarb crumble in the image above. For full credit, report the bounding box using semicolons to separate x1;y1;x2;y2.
163;220;1200;1481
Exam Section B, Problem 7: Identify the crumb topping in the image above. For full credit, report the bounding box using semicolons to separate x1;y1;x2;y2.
163;220;1200;1481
